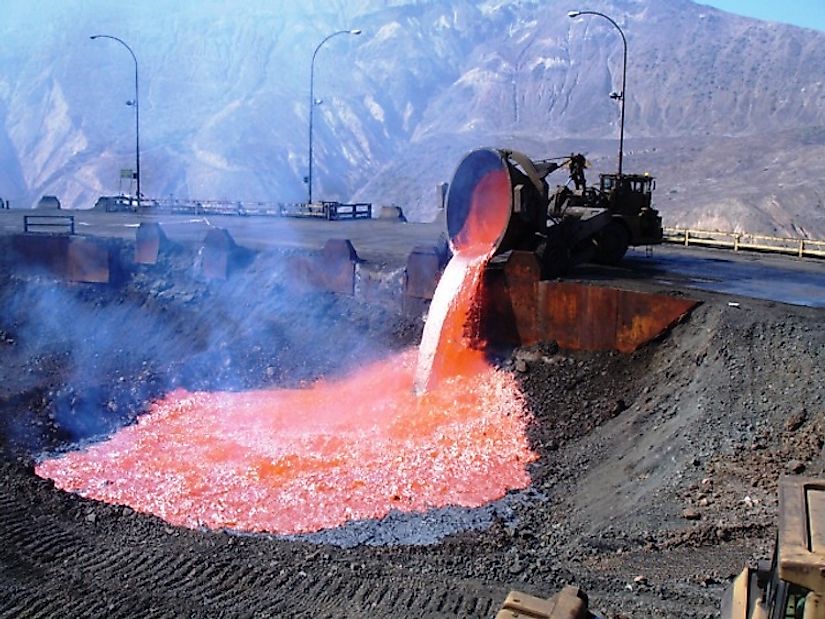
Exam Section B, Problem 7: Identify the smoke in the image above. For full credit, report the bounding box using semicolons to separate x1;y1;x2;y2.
0;236;409;459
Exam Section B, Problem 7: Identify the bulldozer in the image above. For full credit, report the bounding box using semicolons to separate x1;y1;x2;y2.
722;477;825;619
446;148;662;276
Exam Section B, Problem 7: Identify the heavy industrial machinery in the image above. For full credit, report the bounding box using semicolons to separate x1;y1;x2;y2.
497;585;597;619
722;477;825;619
446;148;662;275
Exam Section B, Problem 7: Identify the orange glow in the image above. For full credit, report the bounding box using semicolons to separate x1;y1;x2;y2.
35;163;536;536
450;168;512;258
35;350;536;534
414;255;489;393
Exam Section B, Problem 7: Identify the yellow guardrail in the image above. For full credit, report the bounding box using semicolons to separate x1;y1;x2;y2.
663;227;825;259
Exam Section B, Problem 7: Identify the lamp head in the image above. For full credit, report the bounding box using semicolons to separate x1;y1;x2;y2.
90;35;98;39
568;11;581;18
349;29;362;35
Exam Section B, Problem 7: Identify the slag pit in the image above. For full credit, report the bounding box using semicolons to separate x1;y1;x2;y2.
36;349;534;534
37;164;535;536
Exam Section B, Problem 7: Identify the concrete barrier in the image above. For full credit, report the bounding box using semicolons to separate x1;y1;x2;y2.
319;239;359;294
378;206;405;221
201;228;253;280
404;245;446;300
285;238;359;295
135;222;171;265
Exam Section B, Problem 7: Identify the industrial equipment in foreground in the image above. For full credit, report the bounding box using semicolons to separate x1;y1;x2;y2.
497;585;596;619
446;149;662;276
722;477;825;619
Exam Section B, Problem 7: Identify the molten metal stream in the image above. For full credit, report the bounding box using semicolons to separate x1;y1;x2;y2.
36;167;536;535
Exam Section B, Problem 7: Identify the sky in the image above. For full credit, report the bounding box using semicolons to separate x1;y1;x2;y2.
699;0;825;32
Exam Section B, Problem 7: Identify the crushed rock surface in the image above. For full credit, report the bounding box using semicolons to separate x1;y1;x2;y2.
0;235;823;618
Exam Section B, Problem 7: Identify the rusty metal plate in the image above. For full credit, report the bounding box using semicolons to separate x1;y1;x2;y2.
538;282;619;350
67;237;110;283
536;282;698;352
480;251;541;346
501;251;541;345
11;233;70;278
135;222;166;265
10;234;114;284
615;291;699;352
405;245;442;300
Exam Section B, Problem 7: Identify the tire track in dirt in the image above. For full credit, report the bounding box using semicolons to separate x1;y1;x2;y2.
6;444;511;618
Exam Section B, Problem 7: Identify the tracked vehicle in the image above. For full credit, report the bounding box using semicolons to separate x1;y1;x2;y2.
722;477;825;619
446;149;662;276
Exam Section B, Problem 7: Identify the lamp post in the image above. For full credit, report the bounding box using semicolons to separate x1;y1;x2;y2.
307;29;361;204
567;10;627;179
90;34;141;205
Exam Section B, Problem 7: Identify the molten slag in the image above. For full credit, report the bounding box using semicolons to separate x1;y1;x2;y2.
37;164;535;535
36;350;535;534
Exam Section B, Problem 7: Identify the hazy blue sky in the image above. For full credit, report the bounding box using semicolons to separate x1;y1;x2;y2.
699;1;825;32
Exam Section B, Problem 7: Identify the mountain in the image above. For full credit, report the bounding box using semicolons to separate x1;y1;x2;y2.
0;0;824;236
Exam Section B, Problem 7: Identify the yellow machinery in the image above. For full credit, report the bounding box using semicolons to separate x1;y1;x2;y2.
723;477;825;619
497;585;595;619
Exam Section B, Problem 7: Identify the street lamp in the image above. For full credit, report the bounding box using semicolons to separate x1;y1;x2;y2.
568;10;627;179
90;34;141;205
307;29;361;204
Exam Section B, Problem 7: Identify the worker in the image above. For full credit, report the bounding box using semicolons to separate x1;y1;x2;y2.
568;153;587;190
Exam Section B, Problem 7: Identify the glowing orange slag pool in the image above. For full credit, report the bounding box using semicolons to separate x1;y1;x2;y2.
36;165;537;535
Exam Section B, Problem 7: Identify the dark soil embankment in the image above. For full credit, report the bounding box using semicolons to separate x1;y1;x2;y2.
0;235;823;618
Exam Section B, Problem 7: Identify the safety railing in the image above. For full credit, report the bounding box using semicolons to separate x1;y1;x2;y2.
663;227;825;259
23;215;75;235
326;201;372;220
135;198;373;220
278;201;373;220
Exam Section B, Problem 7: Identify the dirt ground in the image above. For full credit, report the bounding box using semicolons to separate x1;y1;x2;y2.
0;234;823;618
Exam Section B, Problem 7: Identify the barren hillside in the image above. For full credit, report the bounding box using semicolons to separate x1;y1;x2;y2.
0;0;823;235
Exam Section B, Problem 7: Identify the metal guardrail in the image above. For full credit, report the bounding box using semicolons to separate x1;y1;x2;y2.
326;201;372;220
663;227;825;259
278;201;372;220
24;215;75;235
107;197;374;220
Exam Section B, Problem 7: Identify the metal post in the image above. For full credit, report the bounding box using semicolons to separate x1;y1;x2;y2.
91;35;141;205
568;11;627;179
307;29;361;205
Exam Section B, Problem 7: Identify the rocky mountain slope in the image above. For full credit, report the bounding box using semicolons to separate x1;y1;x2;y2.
0;0;823;235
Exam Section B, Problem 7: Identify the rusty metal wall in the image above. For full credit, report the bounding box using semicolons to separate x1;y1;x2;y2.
66;237;110;283
10;233;113;284
480;251;541;346
481;251;699;352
